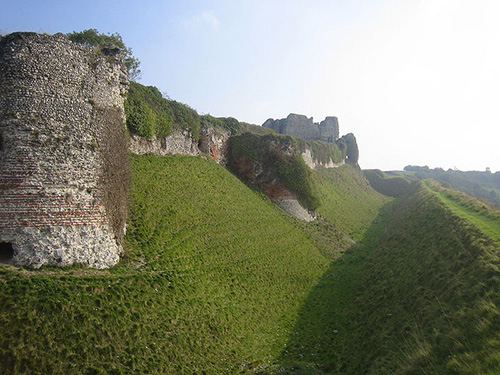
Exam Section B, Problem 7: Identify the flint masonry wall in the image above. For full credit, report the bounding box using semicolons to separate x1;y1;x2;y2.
0;32;129;268
129;124;231;165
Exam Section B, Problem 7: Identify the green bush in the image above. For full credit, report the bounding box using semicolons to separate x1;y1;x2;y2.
168;100;200;140
201;115;242;135
125;82;204;140
67;28;141;80
124;82;173;138
125;97;156;138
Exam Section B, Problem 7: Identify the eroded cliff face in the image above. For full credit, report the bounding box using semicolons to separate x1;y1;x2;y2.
197;126;231;164
0;32;129;268
227;133;317;221
227;134;296;198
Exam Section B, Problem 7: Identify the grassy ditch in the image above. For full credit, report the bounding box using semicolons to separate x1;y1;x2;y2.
343;180;500;374
314;165;390;240
275;201;396;374
0;154;331;375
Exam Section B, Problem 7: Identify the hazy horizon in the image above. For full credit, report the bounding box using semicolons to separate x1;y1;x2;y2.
2;0;499;172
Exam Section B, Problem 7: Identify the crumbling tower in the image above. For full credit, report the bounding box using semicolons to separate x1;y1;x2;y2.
0;32;129;268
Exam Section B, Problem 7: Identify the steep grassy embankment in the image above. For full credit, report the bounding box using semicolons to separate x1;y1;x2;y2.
363;169;412;198
0;154;331;375
314;165;390;240
277;201;396;374
266;165;392;374
343;180;500;374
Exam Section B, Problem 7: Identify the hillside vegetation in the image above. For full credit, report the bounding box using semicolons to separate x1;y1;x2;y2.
0;153;392;374
0;154;332;374
342;180;500;374
227;132;320;211
125;82;242;139
314;165;390;240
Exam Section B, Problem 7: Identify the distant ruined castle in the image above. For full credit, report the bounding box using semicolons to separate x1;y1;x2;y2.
0;32;129;268
263;113;359;167
263;114;340;143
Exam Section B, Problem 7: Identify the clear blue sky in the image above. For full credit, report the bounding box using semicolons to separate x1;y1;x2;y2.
2;0;499;172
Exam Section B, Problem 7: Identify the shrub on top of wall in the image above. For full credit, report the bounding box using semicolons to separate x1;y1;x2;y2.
168;100;200;140
201;115;242;135
125;83;242;141
67;28;141;81
124;82;173;138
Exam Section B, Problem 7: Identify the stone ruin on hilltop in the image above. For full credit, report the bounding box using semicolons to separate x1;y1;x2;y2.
0;32;130;268
263;113;340;143
263;113;359;167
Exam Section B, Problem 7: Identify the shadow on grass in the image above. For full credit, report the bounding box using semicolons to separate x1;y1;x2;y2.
272;201;396;374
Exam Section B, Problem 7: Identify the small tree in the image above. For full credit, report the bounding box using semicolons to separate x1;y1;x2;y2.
67;29;141;81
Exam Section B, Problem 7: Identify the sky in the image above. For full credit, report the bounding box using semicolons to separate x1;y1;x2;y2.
2;0;499;172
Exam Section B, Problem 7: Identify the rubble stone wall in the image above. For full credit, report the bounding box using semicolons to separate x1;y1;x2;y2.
129;124;231;165
0;32;129;268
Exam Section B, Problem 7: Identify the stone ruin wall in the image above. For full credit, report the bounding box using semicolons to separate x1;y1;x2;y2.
301;149;346;170
0;32;129;268
129;129;200;158
129;124;231;165
263;114;359;169
263;113;340;143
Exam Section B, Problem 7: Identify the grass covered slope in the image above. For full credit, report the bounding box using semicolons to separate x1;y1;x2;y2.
0;154;330;375
345;180;500;374
265;166;392;373
277;201;396;374
123;155;332;372
314;165;390;240
363;168;412;198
